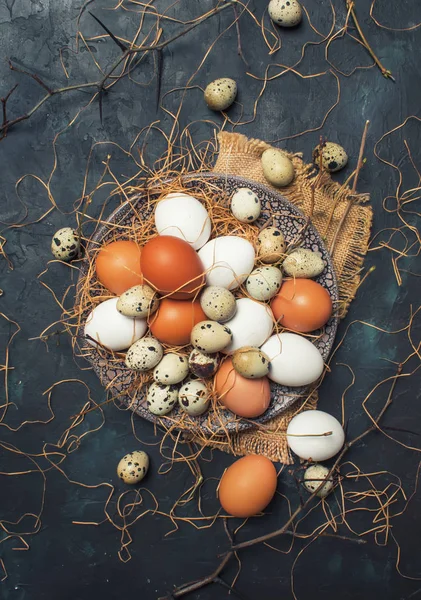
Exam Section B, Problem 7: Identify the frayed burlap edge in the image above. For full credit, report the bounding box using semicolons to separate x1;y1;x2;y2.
186;132;373;463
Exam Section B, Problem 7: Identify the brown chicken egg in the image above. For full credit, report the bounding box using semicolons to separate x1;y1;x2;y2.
141;236;204;299
214;358;271;418
149;299;206;346
96;240;143;295
218;455;278;517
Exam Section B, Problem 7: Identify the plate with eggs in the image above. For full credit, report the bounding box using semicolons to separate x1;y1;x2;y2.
76;174;338;434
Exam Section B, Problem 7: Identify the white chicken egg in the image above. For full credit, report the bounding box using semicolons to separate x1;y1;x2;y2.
85;298;147;352
155;192;211;250
222;298;274;354
260;333;324;386
286;410;345;461
198;236;255;290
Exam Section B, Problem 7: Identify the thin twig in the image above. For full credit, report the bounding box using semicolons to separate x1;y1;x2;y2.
0;1;236;137
233;4;249;66
347;1;395;82
0;84;18;140
9;60;53;94
329;119;370;255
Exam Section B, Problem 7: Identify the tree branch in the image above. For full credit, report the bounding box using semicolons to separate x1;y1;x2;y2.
0;1;236;138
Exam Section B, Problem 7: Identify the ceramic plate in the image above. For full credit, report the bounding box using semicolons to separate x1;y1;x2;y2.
77;174;338;434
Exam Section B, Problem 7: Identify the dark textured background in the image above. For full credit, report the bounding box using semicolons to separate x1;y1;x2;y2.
1;1;421;599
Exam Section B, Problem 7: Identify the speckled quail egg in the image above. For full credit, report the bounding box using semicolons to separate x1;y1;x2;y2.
268;0;302;27
189;349;219;378
246;266;282;301
230;187;261;223
312;142;348;173
257;227;286;263
200;286;237;323
117;284;159;318
261;148;295;187
303;464;334;498
191;321;232;353
51;227;80;261
125;337;163;372
146;382;179;416
232;346;270;379
117;450;149;484
204;77;237;111
282;248;325;278
153;353;189;385
179;380;210;416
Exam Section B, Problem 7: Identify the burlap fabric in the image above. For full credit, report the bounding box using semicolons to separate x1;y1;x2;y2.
185;132;373;463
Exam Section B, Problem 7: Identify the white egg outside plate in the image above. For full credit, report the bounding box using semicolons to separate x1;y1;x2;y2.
222;298;274;354
85;298;147;352
286;410;345;461
260;332;324;387
155;192;211;250
198;236;255;290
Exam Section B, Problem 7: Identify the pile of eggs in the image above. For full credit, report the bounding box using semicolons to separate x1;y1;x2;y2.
83;186;334;422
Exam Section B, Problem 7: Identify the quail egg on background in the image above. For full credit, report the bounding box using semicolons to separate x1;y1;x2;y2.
179;380;210;416
204;78;237;111
191;321;233;353
246;266;282;301
312;142;348;172
200;286;237;323
232;346;270;379
261;148;295;187
268;0;302;27
282;248;325;278
51;227;80;261
117;450;149;484
189;349;219;378
125;337;163;371
256;227;286;263
117;284;159;318
230;187;261;223
153;353;189;384
146;382;179;416
304;464;334;498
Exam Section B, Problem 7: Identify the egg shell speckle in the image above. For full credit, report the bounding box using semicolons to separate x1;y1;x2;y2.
191;321;232;353
261;149;295;187
153;353;189;384
282;248;325;278
200;286;237;322
51;227;80;261
313;142;348;173
189;349;219;378
117;284;159;318
304;464;334;498
268;0;302;27
246;266;282;301
179;380;210;416
256;227;286;263
147;382;179;416
117;450;149;484
125;337;163;371
232;347;270;379
204;78;237;111
230;187;261;223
